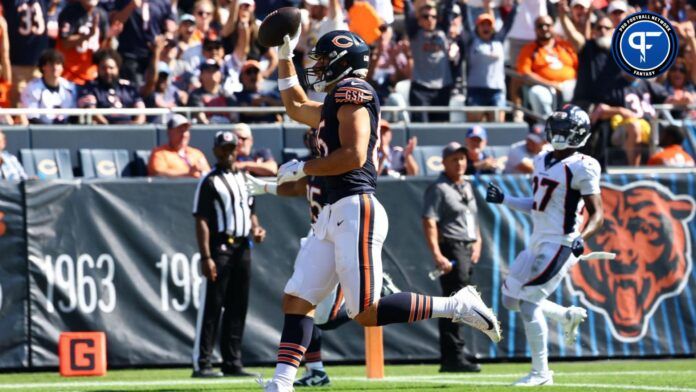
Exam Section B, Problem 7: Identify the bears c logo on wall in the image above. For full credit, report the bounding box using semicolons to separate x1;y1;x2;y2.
566;181;695;342
0;211;5;236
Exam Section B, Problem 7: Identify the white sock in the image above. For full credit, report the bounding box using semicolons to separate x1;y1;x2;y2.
520;301;549;374
539;299;568;324
306;361;324;371
272;363;297;387
431;296;458;318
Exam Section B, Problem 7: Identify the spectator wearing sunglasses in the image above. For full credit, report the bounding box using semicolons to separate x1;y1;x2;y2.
404;0;457;122
234;60;282;123
191;0;222;45
233;122;278;176
180;30;226;91
572;15;621;110
665;58;696;120
517;15;578;118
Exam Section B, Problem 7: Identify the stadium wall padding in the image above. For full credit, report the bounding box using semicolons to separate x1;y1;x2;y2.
0;173;694;368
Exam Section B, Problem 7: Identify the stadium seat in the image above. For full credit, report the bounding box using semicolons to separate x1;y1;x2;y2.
387;123;407;147
407;123;528;146
283;122;408;148
20;148;74;179
282;148;310;163
166;124;284;165
282;123;310;149
484;146;511;159
79;149;131;178
413;146;445;176
1;126;30;156
29;124;158;171
133;150;152;176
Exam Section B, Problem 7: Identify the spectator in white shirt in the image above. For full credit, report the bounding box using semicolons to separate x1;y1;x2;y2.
0;130;27;181
503;123;552;174
20;49;77;125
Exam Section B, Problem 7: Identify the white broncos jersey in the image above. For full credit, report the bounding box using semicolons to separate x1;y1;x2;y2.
530;150;601;245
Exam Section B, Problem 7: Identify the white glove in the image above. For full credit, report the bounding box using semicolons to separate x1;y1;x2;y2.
245;173;277;195
278;25;301;60
277;159;306;185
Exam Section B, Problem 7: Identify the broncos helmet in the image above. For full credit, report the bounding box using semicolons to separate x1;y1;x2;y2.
545;104;591;150
303;30;370;93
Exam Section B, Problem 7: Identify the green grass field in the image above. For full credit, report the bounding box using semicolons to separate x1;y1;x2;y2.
1;359;694;391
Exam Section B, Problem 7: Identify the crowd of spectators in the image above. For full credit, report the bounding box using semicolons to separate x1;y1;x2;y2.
0;0;693;167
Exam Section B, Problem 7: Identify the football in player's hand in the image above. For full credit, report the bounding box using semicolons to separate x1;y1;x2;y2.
258;7;301;47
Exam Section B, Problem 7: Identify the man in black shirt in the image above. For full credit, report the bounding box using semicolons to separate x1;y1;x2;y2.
234;60;282;124
77;49;145;124
111;0;176;86
188;59;236;124
192;130;266;378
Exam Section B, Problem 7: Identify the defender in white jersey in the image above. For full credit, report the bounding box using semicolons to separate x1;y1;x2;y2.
486;105;605;386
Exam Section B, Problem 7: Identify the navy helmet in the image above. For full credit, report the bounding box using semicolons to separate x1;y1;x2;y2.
303;30;370;92
545;104;591;150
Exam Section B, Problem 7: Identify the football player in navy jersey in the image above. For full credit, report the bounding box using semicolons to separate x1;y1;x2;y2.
258;29;502;392
246;131;402;387
3;0;50;106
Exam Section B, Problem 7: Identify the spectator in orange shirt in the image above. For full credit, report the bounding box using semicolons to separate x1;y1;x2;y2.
0;13;12;113
647;125;695;167
517;15;578;118
148;114;211;178
190;0;221;45
56;0;110;85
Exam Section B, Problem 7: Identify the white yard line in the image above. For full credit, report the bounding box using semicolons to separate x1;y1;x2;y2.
1;371;695;391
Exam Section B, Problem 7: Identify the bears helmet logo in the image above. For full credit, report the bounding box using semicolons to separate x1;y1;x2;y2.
566;181;695;342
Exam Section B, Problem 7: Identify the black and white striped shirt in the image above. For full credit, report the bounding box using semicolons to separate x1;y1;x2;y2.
192;166;254;238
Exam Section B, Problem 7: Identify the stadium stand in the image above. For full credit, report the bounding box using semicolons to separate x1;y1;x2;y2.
282;147;310;163
157;123;285;166
30;125;158;173
133;150;152;177
280;123;310;149
20;149;74;180
413;146;445;176
79;149;132;178
1;126;30;156
408;123;527;146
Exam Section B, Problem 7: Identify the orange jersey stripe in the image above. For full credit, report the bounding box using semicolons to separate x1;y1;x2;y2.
361;194;373;311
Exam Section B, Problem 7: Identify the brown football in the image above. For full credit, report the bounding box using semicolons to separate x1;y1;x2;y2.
258;7;301;47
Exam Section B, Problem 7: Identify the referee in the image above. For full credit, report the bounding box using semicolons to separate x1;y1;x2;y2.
192;130;266;378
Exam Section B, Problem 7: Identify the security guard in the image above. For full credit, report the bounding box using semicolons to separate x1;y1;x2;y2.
422;142;483;373
192;130;266;378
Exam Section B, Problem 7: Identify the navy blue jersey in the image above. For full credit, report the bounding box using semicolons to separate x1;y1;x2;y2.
114;0;173;58
306;175;327;224
3;0;49;66
318;77;380;204
77;79;144;123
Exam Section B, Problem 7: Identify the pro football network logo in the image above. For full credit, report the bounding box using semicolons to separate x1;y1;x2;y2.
566;181;694;342
611;12;678;78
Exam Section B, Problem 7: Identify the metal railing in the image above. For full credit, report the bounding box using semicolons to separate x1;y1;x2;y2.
0;105;514;125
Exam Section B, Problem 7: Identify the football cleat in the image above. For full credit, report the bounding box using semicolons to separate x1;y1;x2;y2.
512;370;554;386
562;306;587;346
294;368;331;387
452;286;502;343
259;379;295;392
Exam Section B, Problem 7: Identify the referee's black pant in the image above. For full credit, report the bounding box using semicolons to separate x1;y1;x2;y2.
193;239;251;372
438;239;475;367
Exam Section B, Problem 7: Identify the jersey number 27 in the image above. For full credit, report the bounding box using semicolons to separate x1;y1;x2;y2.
532;176;559;212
